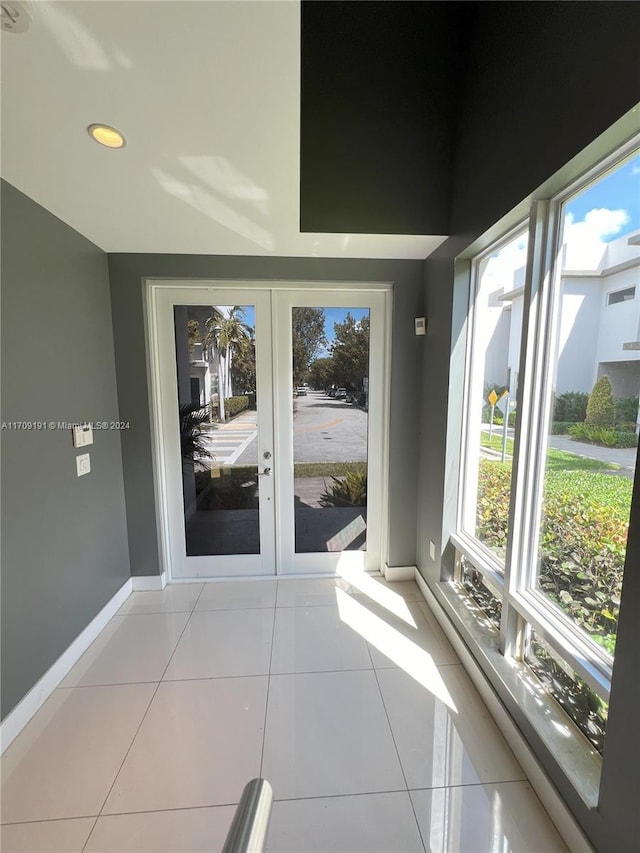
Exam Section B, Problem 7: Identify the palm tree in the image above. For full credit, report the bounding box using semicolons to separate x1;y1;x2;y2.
204;306;253;419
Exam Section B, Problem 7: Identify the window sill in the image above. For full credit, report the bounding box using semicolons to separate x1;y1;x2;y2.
415;571;598;848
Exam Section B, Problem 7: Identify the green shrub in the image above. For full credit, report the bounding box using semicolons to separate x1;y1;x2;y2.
551;421;572;435
476;458;631;652
554;391;589;423
475;459;512;554
615;395;638;425
224;395;249;418
616;422;637;434
586;376;615;427
319;472;367;507
569;423;638;448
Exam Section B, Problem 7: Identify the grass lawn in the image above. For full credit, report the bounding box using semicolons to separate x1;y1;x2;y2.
480;432;619;472
198;462;367;480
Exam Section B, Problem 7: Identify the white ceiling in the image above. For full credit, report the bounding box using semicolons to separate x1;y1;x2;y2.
1;0;447;259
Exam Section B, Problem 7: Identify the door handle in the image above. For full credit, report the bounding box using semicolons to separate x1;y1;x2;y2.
258;467;272;476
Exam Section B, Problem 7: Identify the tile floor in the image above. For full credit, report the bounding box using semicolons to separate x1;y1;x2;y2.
0;577;569;852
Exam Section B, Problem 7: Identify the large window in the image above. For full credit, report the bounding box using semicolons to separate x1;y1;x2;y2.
455;139;639;754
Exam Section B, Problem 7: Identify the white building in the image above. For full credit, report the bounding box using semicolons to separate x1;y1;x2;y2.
487;229;640;399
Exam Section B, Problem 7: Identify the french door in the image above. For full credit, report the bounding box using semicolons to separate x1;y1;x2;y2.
148;282;389;579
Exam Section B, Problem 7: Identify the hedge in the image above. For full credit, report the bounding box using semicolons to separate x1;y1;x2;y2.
476;459;631;653
224;395;250;418
568;423;638;448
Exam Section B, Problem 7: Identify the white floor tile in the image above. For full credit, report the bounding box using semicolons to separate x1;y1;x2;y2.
266;791;424;853
377;665;524;789
61;613;189;687
262;670;405;799
102;677;268;814
0;818;95;852
276;577;352;608
270;605;372;674
196;580;277;611
350;575;423;605
0;684;155;823
410;782;568;852
118;584;204;614
163;609;274;680
345;597;458;669
85;805;235;852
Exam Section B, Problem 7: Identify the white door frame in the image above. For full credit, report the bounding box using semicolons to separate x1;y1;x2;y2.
145;279;392;581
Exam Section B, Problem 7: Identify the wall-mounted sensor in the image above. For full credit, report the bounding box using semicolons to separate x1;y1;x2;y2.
72;423;94;448
415;317;426;336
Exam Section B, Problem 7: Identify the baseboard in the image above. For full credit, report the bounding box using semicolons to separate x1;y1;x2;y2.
383;564;416;581
131;571;167;591
0;577;133;755
413;569;592;853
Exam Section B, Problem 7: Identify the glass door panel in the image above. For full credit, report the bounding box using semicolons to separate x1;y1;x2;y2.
291;306;370;554
274;290;387;575
155;288;275;578
174;304;260;557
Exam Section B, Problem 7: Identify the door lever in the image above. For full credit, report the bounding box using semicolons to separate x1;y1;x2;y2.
258;467;272;476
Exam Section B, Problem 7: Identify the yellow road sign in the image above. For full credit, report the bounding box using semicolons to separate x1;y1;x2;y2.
488;389;498;406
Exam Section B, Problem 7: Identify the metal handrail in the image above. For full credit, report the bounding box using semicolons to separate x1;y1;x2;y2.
222;778;273;853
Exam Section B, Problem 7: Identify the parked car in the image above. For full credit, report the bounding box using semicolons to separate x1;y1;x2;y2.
296;386;307;396
335;388;347;399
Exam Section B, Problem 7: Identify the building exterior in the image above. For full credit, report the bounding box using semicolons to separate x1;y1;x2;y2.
486;230;640;401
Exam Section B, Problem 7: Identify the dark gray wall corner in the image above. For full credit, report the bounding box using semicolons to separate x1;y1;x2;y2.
451;1;640;240
1;180;130;720
300;1;478;235
108;254;424;574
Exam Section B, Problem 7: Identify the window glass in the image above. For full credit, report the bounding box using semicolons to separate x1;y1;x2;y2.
535;153;639;656
526;630;607;754
461;229;528;564
607;286;635;305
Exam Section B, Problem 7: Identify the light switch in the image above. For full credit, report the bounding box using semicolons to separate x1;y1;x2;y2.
76;453;91;477
429;540;436;560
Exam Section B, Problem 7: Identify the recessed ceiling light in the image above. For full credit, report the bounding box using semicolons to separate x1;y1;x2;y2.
87;124;126;149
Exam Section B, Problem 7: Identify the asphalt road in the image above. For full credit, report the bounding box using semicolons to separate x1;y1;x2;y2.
213;391;368;466
293;391;368;463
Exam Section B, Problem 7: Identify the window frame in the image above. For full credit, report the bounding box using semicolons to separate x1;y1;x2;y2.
607;286;636;305
455;133;640;707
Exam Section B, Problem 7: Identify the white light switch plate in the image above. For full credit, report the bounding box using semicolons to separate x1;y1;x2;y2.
429;540;436;560
76;453;91;477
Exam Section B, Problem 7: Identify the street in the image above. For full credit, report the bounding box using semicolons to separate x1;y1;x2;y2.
201;390;369;467
292;390;368;463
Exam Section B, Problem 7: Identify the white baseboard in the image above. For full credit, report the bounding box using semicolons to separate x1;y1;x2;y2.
413;569;592;853
0;577;133;755
383;564;416;582
132;571;167;591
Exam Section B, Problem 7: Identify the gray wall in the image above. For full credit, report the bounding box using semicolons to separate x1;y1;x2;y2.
1;181;130;720
416;3;640;849
108;254;424;576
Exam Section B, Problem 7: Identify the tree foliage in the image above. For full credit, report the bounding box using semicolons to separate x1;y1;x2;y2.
308;357;336;390
292;307;326;387
329;312;370;388
586;375;616;427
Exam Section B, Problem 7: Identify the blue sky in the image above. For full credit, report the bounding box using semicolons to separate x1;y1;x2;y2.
235;305;368;348
565;152;639;240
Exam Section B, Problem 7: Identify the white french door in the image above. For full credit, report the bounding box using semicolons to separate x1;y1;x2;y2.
147;281;389;579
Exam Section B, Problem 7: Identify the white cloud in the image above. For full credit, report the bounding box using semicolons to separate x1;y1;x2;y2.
481;233;529;295
562;207;630;268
